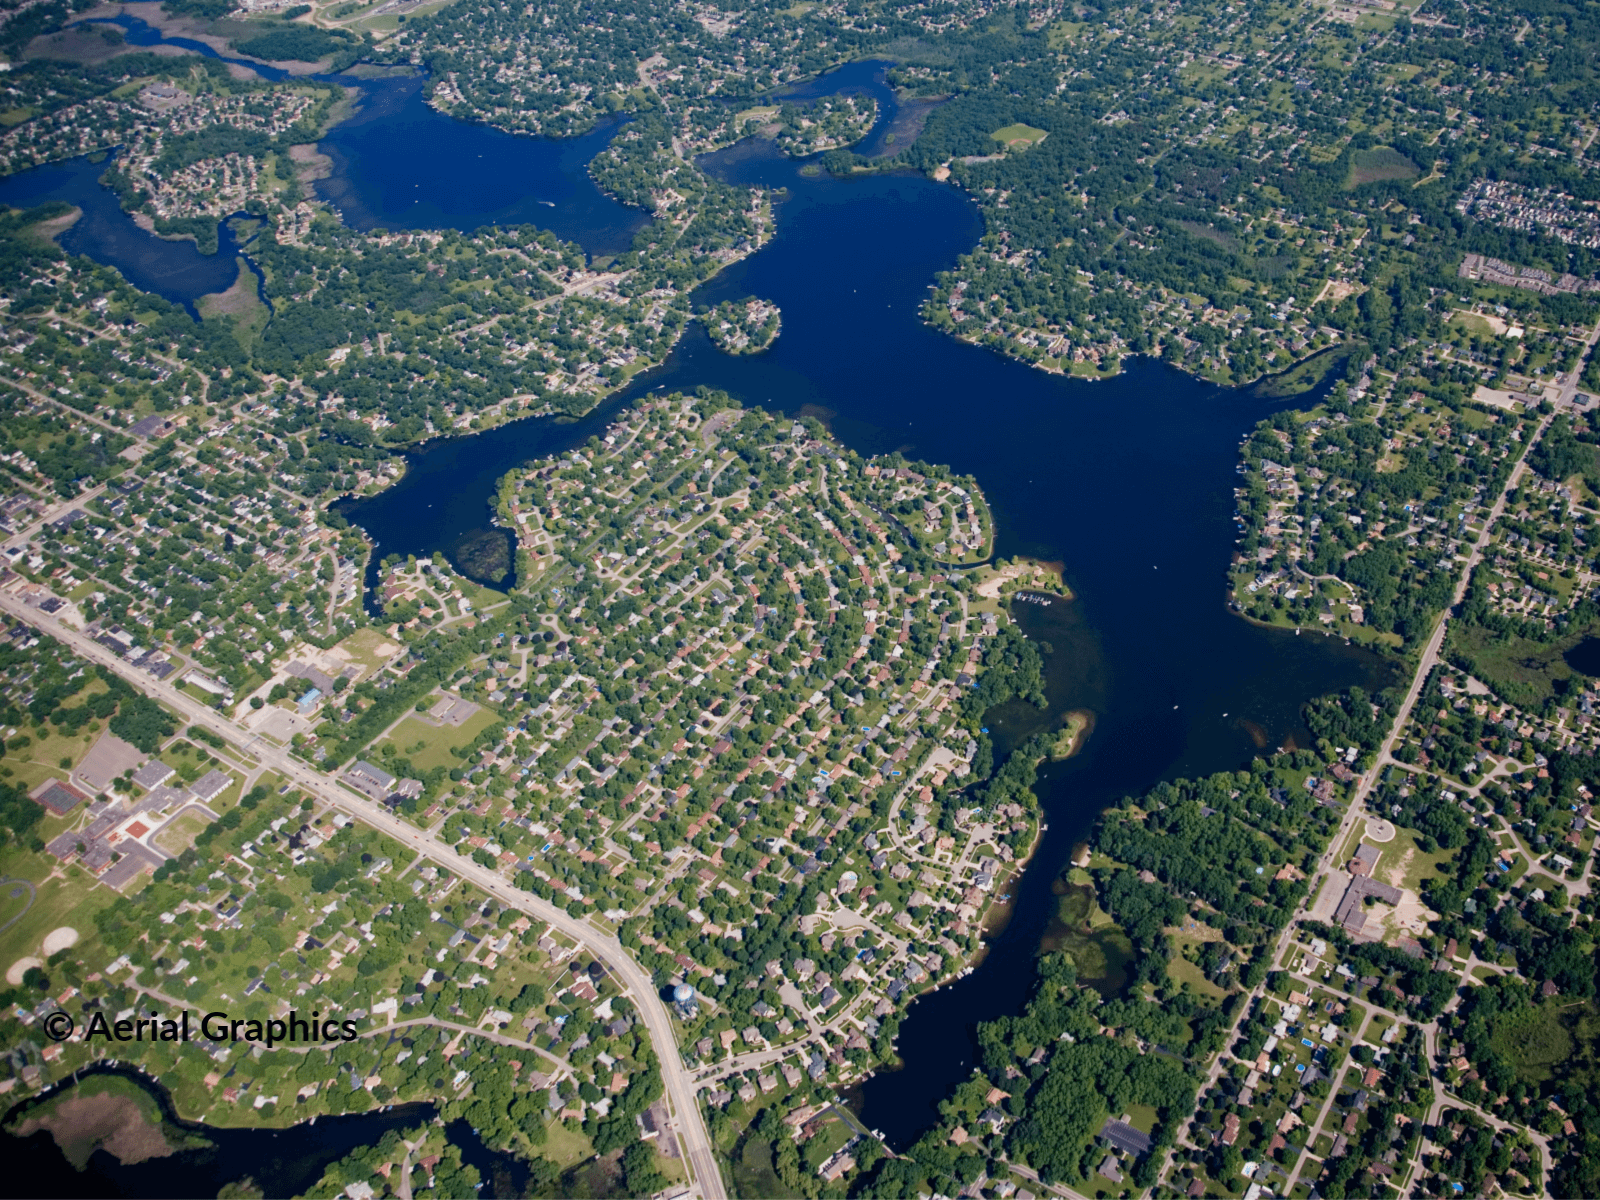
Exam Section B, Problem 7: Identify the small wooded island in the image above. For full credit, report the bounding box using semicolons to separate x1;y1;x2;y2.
702;296;781;354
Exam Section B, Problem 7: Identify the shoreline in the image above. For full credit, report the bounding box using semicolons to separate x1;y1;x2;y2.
865;764;1054;1085
924;313;1355;394
1229;600;1412;664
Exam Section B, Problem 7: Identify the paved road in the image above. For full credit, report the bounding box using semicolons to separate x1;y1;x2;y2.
1154;359;1581;1192
0;594;726;1199
1417;1020;1551;1191
2;481;110;552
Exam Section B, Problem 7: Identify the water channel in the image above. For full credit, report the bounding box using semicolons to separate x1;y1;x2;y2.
1;46;1402;1157
0;1063;528;1198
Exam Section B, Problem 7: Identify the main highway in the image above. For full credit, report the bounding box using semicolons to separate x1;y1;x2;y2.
0;591;725;1200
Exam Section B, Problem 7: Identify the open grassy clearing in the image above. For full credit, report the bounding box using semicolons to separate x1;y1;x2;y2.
1167;933;1228;1001
1345;146;1420;187
152;812;209;857
333;626;404;675
991;122;1048;147
0;854;121;971
373;708;497;772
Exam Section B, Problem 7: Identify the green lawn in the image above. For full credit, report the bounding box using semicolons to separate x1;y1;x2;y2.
374;709;497;772
0;849;122;972
1167;935;1227;1001
1392;828;1457;892
1124;1102;1159;1134
2;710;109;794
153;812;209;857
541;1117;597;1168
800;1115;854;1172
991;123;1049;147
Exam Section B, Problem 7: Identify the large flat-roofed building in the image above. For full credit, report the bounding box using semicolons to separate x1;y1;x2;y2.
1349;843;1382;877
1100;1117;1153;1157
1334;874;1402;937
345;760;396;799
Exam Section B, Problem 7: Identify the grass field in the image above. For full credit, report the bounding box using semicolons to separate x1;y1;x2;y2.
992;123;1048;147
541;1118;596;1168
356;0;458;32
461;579;511;612
1390;828;1457;892
1168;950;1227;1002
734;105;780;127
799;1115;854;1173
1345;146;1420;187
1179;61;1232;85
731;1137;786;1199
0;847;121;972
0;877;33;937
152;812;209;857
1046;20;1085;47
2;717;107;794
333;627;404;676
197;257;271;349
1334;822;1453;892
1451;311;1502;338
1124;1102;1159;1134
375;709;497;772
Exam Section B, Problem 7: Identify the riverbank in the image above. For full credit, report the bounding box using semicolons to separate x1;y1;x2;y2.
1231;603;1412;663
0;1062;530;1199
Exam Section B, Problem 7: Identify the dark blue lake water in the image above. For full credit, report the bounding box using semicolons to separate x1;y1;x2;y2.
0;153;252;315
314;76;648;254
3;49;1400;1152
339;109;1401;1144
2;13;650;288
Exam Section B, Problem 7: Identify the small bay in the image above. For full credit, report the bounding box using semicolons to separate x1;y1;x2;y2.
0;1064;529;1198
0;153;254;315
2;46;1401;1153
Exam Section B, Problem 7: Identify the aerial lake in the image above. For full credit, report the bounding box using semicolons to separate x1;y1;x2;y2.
3;53;1401;1153
0;152;256;316
336;71;1403;1145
